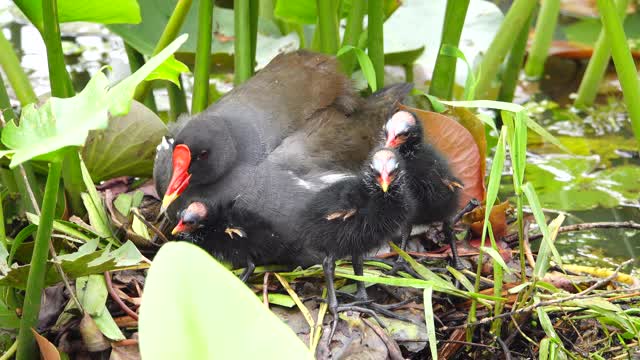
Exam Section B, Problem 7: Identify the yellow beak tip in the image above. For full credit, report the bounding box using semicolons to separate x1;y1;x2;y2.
161;194;178;213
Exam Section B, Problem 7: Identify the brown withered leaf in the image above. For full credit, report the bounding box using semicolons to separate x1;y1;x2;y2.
32;328;62;360
464;200;512;240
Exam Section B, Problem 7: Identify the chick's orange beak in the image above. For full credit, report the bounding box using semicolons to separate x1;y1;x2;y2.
379;172;391;192
171;220;186;235
161;144;192;213
384;130;396;148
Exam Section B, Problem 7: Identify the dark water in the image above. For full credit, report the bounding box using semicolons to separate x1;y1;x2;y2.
2;1;639;269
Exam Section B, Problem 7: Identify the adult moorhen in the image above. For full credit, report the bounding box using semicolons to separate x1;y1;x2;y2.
383;110;466;268
154;50;412;224
296;148;414;339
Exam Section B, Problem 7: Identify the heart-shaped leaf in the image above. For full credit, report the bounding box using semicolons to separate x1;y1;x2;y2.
399;105;486;206
82;101;168;182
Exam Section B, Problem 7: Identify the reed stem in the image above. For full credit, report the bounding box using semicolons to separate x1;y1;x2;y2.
474;0;537;99
524;0;561;79
16;159;62;360
574;0;630;109
429;0;470;100
192;0;214;114
368;0;385;88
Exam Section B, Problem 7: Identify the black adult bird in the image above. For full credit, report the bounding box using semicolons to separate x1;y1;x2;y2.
297;148;414;336
383;110;465;268
153;50;412;228
171;199;291;282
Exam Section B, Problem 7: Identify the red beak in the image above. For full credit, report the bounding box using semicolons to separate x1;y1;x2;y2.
161;144;192;213
171;219;187;235
385;136;398;148
385;129;397;148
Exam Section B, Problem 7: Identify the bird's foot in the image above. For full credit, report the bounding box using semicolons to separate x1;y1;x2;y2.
448;255;469;271
325;208;357;221
337;292;415;324
442;178;464;192
225;227;246;239
384;256;423;279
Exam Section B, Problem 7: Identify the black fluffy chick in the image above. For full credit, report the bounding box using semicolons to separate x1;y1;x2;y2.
172;200;291;282
297;148;414;336
383;110;464;268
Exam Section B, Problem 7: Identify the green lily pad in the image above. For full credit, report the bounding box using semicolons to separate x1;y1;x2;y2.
523;155;640;211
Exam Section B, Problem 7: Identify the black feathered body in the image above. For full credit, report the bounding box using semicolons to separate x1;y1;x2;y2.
299;175;414;259
177;201;296;268
402;141;461;226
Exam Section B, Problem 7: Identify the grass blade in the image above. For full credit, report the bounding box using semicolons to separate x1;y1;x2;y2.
423;287;438;359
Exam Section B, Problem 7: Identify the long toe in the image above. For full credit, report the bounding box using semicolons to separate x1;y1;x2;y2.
449;256;469;271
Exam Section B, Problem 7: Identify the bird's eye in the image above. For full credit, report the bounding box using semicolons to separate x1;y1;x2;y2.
196;150;209;160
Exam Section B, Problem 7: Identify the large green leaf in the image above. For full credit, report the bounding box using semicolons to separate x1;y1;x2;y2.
139;242;312;360
0;35;187;168
0;240;145;289
83;101;167;182
14;0;140;31
108;2;298;71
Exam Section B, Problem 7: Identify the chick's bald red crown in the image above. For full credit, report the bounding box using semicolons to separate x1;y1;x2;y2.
384;111;418;148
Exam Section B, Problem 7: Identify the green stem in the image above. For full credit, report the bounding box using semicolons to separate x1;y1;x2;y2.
134;0;193;101
429;0;470;100
61;151;84;215
234;0;253;84
41;0;85;215
524;0;561;79
41;0;74;98
168;80;189;121
368;0;385;89
498;14;532;103
0;193;5;249
403;63;414;83
316;0;339;54
597;0;640;143
192;0;214;114
339;0;365;74
250;0;259;69
16;159;62;360
474;0;537;100
0;339;17;360
574;0;630;109
516;194;526;284
0;32;37;105
124;43;157;112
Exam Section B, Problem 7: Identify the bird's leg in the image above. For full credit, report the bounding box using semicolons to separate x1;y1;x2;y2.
351;253;368;301
239;259;256;283
385;223;417;276
444;220;464;270
323;255;340;343
451;198;481;225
